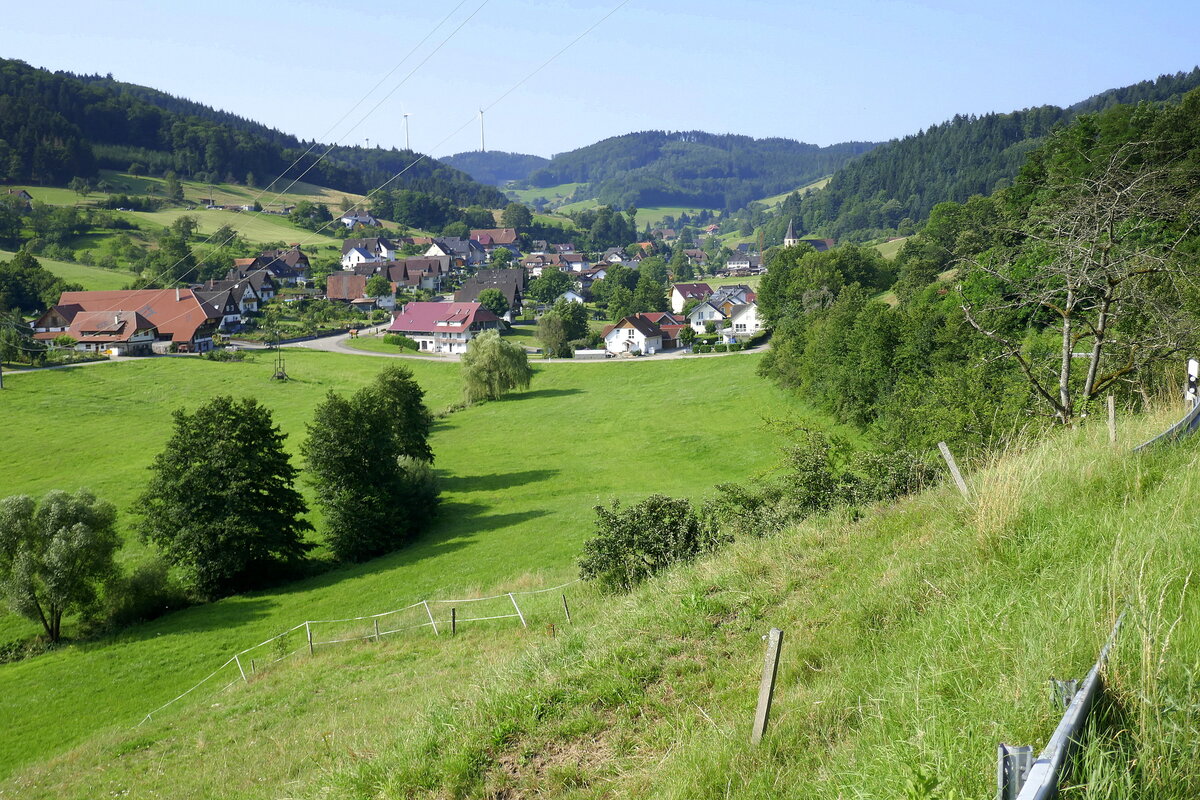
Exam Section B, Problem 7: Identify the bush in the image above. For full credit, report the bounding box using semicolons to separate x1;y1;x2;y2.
728;342;742;352
699;345;713;353
579;495;725;592
691;344;702;354
714;343;728;352
203;348;244;362
99;559;191;630
383;333;419;350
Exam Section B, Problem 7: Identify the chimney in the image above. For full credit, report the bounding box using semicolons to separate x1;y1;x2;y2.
176;288;180;302
115;314;121;327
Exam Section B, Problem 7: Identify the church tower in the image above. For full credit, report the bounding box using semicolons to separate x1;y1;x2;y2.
783;219;799;248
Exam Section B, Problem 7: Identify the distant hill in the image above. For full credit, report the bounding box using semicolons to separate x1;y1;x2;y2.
441;150;550;186
516;131;877;212
791;67;1200;241
0;58;506;208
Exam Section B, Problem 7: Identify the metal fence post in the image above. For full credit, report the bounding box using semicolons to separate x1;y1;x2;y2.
938;441;971;500
751;628;783;745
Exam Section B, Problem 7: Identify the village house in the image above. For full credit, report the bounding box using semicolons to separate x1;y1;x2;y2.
191;286;244;330
224;267;278;302
34;288;222;353
682;249;708;268
339;210;379;229
602;315;664;356
426;237;487;267
670;282;714;314
387;301;501;354
727;303;762;339
455;268;525;319
340;237;396;269
256;246;310;284
687;299;726;332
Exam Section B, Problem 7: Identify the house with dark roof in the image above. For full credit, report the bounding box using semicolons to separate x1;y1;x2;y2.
257;246;310;284
341;237;395;268
387;301;501;354
34;289;221;353
223;267;278;302
5;188;33;210
602;315;664;356
339;210;380;229
670;282;714;313
455;269;525;318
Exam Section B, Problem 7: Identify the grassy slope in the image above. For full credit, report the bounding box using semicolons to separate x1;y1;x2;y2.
873;236;909;259
0;349;844;782
754;176;832;208
8;394;1197;798
0;249;136;290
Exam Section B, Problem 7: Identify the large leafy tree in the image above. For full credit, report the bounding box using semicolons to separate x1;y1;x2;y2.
476;287;510;319
500;201;533;229
527;269;572;305
0;489;120;641
136;396;313;598
302;365;438;562
461;330;533;403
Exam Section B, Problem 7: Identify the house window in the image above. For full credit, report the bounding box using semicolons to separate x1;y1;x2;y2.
626;329;635;339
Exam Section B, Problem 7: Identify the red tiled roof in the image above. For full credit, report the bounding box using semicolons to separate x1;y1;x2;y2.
470;228;518;245
327;272;368;300
387;301;500;335
53;289;218;344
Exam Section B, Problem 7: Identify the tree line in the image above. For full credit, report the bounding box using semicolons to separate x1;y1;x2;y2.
0;58;506;208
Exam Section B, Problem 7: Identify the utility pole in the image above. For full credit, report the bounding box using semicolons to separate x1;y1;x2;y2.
479;108;485;152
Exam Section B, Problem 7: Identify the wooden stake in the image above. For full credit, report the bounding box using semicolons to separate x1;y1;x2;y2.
1107;395;1117;445
451;607;457;636
938;441;971;501
250;658;256;674
751;628;784;745
562;594;572;624
374;618;380;641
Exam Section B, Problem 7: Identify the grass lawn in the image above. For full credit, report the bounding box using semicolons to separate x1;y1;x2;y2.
500;322;541;351
339;335;441;357
0;349;845;782
0;249;137;291
506;182;585;206
700;274;763;291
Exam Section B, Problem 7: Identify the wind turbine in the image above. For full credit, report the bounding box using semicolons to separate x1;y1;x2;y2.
478;108;486;152
403;112;411;151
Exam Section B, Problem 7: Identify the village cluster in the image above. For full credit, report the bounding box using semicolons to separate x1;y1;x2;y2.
27;221;778;359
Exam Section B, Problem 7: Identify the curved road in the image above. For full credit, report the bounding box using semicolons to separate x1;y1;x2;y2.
288;328;767;363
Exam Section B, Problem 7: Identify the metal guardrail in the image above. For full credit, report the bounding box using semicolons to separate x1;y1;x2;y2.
999;615;1124;800
1133;357;1200;451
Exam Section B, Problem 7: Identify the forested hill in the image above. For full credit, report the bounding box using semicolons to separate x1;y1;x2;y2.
791;67;1200;241
0;59;506;207
520;131;877;211
441;150;550;186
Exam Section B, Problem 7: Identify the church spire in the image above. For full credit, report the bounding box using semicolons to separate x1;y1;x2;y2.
784;218;798;247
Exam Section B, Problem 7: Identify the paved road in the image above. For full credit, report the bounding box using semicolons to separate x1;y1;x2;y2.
289;328;767;363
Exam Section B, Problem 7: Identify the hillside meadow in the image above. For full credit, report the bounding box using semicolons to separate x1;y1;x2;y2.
0;248;136;291
4;378;1196;798
0;348;846;780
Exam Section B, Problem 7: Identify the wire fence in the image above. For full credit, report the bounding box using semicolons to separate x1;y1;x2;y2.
139;579;580;725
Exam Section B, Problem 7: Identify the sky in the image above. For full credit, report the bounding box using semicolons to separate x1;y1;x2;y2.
5;0;1200;160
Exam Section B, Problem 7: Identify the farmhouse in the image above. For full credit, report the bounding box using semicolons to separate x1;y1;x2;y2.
340;237;396;268
387;301;501;354
339;211;379;229
34;288;222;353
256;246;310;284
455;268;525;318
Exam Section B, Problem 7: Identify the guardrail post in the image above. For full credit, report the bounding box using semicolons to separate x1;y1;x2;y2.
751;628;783;745
1187;358;1198;402
1051;678;1080;709
997;743;1033;800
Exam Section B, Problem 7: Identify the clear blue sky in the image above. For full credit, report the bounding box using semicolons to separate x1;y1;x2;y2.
5;0;1199;159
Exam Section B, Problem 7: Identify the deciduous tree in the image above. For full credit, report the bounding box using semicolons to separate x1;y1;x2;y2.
136;397;312;597
461;330;533;403
0;489;120;641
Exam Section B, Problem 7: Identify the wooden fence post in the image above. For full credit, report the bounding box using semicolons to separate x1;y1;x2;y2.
452;607;457;636
751;628;784;745
938;441;971;501
374;618;380;641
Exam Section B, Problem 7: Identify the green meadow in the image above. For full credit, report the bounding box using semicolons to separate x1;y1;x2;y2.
0;349;844;781
0;249;136;291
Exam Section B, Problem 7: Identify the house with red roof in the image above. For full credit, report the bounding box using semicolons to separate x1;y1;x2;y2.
387;301;501;354
670;282;713;313
33;288;222;353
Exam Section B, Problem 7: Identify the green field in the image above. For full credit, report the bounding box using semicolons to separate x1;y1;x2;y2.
754;176;832;208
125;206;345;249
506;182;586;207
874;236;910;259
0;349;844;785
0;249;137;291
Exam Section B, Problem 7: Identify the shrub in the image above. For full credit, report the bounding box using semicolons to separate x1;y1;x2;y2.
579;495;725;592
203;348;244;362
692;344;702;354
383;333;419;350
728;342;742;352
699;345;713;353
99;559;191;630
714;344;728;352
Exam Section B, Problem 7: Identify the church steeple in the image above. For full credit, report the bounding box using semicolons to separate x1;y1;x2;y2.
784;219;798;247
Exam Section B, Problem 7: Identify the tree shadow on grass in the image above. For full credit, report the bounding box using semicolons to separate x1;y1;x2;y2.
515;388;583;400
436;468;558;494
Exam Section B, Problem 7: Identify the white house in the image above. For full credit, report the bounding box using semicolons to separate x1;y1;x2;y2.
687;300;726;333
603;316;663;356
557;289;585;304
387;301;502;354
727;303;762;340
670;282;713;314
